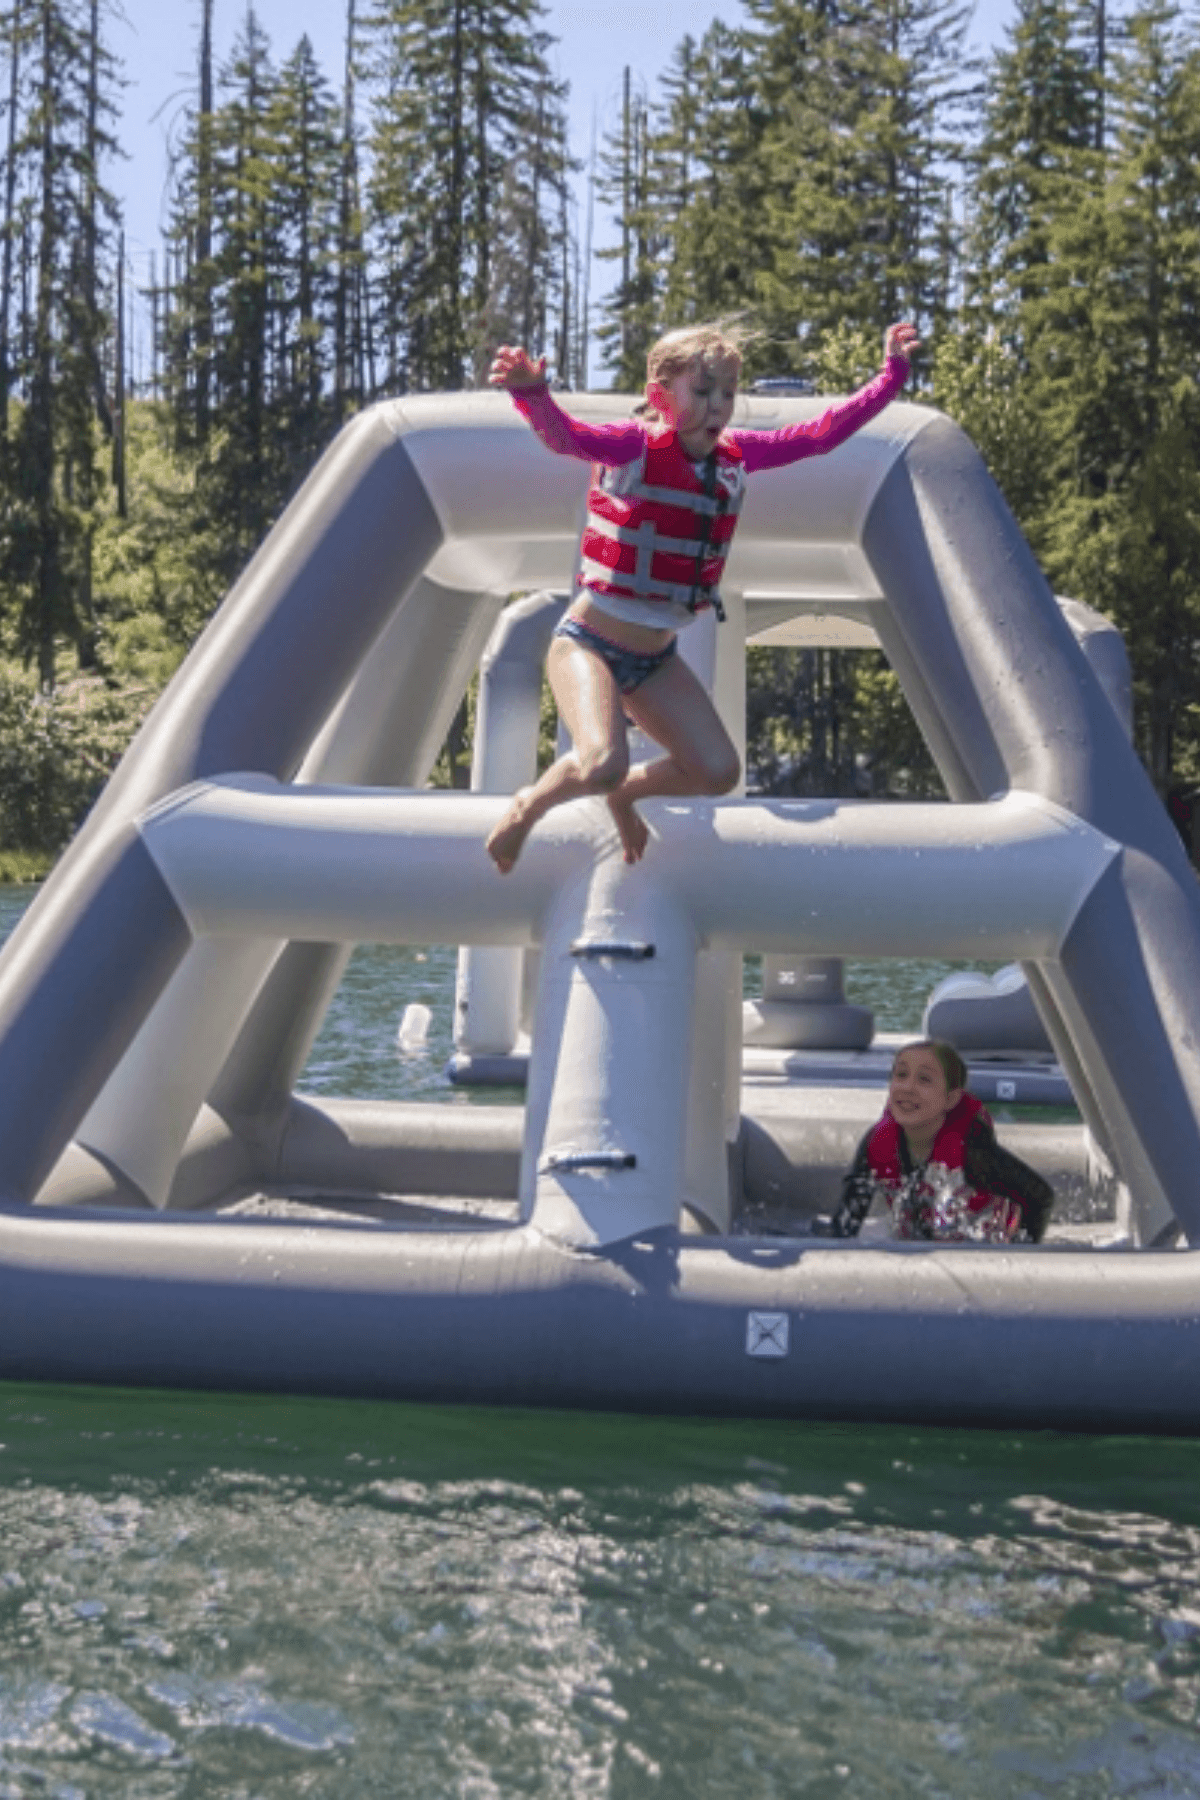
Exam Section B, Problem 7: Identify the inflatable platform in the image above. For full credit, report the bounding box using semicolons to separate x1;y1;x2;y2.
0;387;1198;1432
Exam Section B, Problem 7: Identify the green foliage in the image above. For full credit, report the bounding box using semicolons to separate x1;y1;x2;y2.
3;0;1200;843
0;0;122;688
931;327;1050;521
746;646;943;798
91;402;225;662
810;321;890;395
361;0;572;391
0;660;153;854
0;846;54;883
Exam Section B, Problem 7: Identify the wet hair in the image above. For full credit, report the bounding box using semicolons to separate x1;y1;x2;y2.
892;1038;968;1095
635;320;746;422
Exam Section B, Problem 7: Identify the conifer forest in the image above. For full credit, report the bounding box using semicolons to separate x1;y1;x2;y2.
0;0;1197;866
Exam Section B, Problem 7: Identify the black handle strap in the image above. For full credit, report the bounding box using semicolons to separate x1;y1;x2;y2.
689;452;727;622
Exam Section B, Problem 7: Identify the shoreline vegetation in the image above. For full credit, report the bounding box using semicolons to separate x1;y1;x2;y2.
0;850;51;884
0;0;1198;879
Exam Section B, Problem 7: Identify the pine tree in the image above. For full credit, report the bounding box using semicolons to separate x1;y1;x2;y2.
164;0;219;449
593;66;664;387
932;0;1097;523
753;0;972;379
3;0;119;687
206;9;280;560
966;0;1098;330
268;36;341;476
483;65;573;380
1033;3;1200;793
0;0;27;450
334;0;368;415
361;0;569;391
668;20;768;337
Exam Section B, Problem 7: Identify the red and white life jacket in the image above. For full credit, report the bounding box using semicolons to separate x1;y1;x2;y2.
866;1092;1021;1241
577;428;747;618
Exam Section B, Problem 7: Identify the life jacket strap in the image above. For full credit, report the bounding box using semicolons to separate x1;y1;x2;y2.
691;452;729;623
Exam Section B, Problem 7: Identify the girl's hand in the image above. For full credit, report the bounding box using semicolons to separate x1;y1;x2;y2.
488;345;548;390
885;321;920;364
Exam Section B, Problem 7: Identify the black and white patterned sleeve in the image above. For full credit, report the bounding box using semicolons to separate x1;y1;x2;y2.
964;1122;1055;1242
829;1132;877;1237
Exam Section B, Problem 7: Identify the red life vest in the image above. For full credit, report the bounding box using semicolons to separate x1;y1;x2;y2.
866;1092;1021;1241
577;428;746;618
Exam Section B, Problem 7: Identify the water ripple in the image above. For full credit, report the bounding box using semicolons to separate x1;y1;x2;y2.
0;1390;1197;1794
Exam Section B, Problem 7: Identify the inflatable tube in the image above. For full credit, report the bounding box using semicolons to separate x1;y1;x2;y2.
924;964;1054;1055
0;1206;1197;1433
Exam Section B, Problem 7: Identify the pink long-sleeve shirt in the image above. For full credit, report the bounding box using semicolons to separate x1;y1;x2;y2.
509;356;909;626
510;355;909;473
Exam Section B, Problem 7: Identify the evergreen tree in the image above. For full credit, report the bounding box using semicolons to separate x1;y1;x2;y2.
206;10;279;561
3;0;119;688
334;0;369;414
164;0;218;449
268;36;341;476
361;0;569;392
933;0;1097;523
593;67;664;387
966;0;1097;330
482;64;573;381
1033;3;1200;793
0;0;26;451
665;21;768;339
753;0;972;378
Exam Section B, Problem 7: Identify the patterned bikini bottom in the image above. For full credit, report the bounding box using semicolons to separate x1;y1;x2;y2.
554;616;677;695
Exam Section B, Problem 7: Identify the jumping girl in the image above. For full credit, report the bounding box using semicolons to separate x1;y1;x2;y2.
485;318;920;873
830;1039;1054;1242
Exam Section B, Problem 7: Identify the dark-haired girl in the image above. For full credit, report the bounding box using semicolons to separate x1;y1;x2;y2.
831;1039;1053;1242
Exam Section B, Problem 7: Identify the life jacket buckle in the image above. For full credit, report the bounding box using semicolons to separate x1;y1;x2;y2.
686;586;725;622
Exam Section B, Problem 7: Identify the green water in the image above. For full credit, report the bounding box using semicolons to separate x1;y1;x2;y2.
0;1388;1197;1796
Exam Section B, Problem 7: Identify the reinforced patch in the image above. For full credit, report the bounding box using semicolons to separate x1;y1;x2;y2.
745;1311;790;1358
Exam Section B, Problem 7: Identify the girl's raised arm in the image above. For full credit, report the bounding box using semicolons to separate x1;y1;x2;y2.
731;321;919;474
488;342;645;467
488;344;548;390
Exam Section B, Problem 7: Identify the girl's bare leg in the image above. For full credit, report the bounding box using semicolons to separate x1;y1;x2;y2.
486;635;629;872
606;656;740;861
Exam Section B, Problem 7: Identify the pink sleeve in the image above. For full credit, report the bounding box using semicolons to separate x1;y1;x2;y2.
731;356;910;473
509;385;646;466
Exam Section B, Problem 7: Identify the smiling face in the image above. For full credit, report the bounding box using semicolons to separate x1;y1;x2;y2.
647;354;740;458
888;1046;963;1149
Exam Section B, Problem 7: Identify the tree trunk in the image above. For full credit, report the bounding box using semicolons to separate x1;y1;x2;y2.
335;0;357;416
0;0;22;446
194;0;214;438
113;225;125;516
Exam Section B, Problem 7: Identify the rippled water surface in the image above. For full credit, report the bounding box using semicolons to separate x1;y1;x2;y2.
1;1389;1200;1798
293;938;1002;1108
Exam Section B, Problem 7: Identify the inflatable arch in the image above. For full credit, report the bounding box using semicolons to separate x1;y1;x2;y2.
0;387;1198;1428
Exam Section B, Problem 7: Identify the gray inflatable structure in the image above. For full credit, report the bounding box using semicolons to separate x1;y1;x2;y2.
1;388;1199;1431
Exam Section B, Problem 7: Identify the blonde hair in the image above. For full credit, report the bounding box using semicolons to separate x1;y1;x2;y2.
638;320;746;422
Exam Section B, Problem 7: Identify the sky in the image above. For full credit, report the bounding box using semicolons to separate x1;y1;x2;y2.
109;0;1019;383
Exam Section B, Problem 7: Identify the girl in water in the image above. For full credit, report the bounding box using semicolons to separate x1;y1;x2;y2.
830;1039;1054;1242
485;318;919;872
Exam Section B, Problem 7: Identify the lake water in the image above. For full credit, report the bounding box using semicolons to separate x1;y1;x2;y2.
296;935;998;1109
0;889;1191;1797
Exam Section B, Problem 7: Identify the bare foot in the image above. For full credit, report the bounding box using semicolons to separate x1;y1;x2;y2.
487;789;537;873
607;793;650;864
